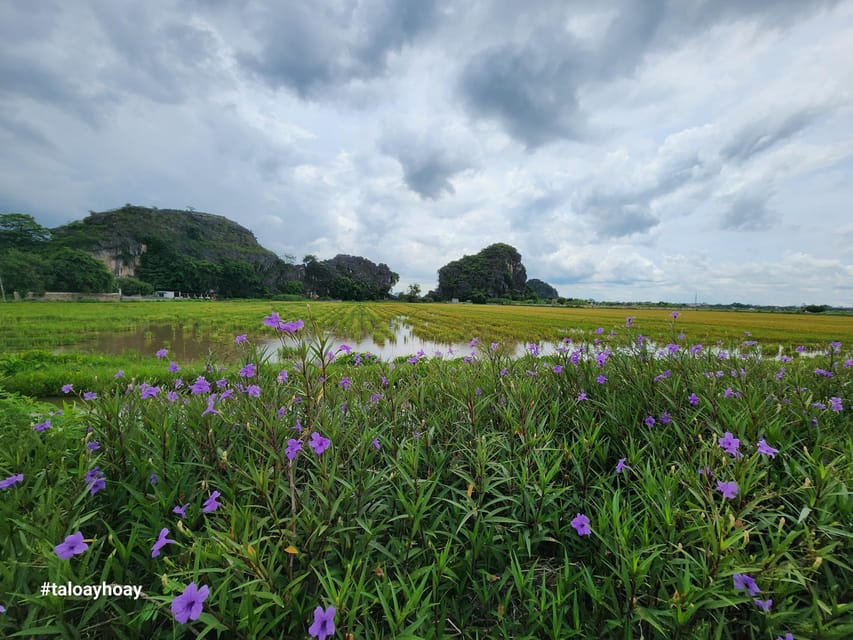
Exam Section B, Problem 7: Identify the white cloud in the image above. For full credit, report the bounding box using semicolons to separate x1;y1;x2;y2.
0;0;851;305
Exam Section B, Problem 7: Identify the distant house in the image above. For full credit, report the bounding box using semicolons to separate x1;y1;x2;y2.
154;290;175;299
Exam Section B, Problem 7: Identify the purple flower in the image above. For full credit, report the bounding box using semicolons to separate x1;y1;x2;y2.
150;473;157;485
733;573;761;596
140;385;160;400
776;634;794;640
659;411;672;424
754;598;773;612
168;361;180;373
55;532;88;559
156;348;168;358
625;316;634;327
688;393;700;406
190;377;211;395
338;343;351;354
61;383;73;394
151;527;176;557
490;342;499;351
285;438;302;461
553;365;563;373
310;432;331;455
171;582;209;624
719;432;741;457
571;513;591;536
500;367;508;376
239;363;256;378
370;393;383;404
0;473;24;489
114;370;125;378
203;491;222;514
33;419;51;432
829;397;843;412
644;416;656;428
0;603;5;613
167;391;179;403
717;480;739;500
469;337;479;348
85;467;106;495
615;458;631;474
671;311;680;319
173;503;189;519
246;385;261;398
83;391;98;401
340;377;352;390
596;375;607;384
235;333;248;344
279;319;304;334
576;391;587;402
308;605;336;640
87;440;100;451
372;438;381;450
757;439;779;457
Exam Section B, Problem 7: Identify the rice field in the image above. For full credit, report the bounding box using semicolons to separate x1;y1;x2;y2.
1;300;851;352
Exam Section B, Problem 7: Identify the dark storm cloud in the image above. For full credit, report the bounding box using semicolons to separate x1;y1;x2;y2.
91;4;224;105
0;53;109;127
459;29;587;149
237;0;441;98
581;199;660;238
0;108;54;149
457;0;839;148
379;127;473;200
719;190;775;231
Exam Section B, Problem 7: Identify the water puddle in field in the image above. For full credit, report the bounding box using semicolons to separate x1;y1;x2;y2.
53;317;821;364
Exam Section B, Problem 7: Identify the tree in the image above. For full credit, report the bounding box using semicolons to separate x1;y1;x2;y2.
46;247;115;293
116;277;154;296
0;248;51;296
403;283;421;302
0;213;51;250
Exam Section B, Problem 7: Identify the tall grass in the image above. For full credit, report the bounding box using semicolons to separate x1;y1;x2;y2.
0;313;850;638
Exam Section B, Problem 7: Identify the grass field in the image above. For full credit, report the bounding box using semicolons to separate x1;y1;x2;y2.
2;300;851;351
0;304;850;638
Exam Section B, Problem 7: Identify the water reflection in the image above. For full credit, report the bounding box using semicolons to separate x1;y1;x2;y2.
54;318;797;364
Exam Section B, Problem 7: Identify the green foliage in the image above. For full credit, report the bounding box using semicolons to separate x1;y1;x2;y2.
0;249;51;296
45;248;115;293
437;243;528;301
0;213;52;250
526;278;559;300
116;277;154;297
0;315;850;638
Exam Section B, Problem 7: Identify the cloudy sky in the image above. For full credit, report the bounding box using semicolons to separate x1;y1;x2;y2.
2;0;852;305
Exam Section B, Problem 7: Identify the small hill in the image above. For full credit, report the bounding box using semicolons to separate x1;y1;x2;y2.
437;243;528;301
50;205;281;279
526;278;559;299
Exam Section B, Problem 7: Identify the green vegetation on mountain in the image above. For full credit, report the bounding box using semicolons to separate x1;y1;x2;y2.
526;277;559;300
436;243;528;302
0;207;397;300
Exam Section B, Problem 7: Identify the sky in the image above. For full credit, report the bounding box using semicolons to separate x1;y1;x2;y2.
1;0;852;306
